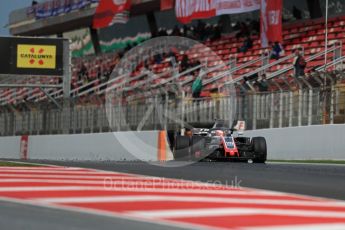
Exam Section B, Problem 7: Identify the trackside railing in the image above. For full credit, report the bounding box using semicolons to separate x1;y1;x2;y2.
267;42;342;81
240;52;297;81
2;85;345;136
202;54;270;86
315;56;345;72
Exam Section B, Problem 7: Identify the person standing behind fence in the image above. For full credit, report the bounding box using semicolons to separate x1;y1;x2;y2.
293;48;306;77
255;74;269;92
270;41;284;60
181;54;191;72
192;68;203;98
238;35;253;53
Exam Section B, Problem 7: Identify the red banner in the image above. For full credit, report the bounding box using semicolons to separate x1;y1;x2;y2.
260;0;283;47
20;135;29;160
161;0;174;11
175;0;216;24
93;0;131;29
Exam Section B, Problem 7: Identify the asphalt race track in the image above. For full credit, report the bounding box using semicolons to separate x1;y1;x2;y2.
24;160;345;200
1;160;345;230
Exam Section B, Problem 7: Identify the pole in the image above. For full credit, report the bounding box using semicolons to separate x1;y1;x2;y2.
323;0;329;124
62;39;71;134
324;0;329;85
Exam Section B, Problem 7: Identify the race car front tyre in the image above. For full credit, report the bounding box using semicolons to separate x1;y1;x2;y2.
251;137;267;163
174;136;191;161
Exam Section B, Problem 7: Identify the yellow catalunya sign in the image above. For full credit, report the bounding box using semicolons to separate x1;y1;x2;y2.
17;44;57;69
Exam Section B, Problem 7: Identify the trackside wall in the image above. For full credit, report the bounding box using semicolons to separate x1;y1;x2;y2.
1;125;345;161
0;136;21;159
245;124;345;160
0;131;173;161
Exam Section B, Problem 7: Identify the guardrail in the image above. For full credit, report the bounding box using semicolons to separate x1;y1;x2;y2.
1;85;344;136
267;42;342;81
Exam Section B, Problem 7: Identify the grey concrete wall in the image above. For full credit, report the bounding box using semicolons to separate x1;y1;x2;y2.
0;131;164;161
2;125;345;161
0;136;20;159
28;131;160;161
245;124;345;160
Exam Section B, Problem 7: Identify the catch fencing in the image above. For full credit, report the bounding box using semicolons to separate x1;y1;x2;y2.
1;86;344;136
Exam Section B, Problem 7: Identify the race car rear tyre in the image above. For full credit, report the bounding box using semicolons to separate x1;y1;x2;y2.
252;137;267;163
174;136;191;161
191;136;205;160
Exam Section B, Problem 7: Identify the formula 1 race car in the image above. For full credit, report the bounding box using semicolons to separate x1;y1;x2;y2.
174;120;267;163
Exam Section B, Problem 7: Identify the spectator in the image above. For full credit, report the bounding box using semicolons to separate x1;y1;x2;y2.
168;48;177;65
255;74;269;92
270;41;284;60
171;25;181;36
240;77;251;96
182;25;188;37
31;0;38;6
124;43;132;52
245;72;259;82
154;53;163;64
204;24;213;40
293;48;306;77
158;28;168;36
232;21;241;31
191;60;201;68
184;129;193;137
78;63;87;81
236;22;250;40
192;69;203;98
211;24;222;41
180;54;190;72
195;20;206;40
250;20;260;35
238;36;253;53
184;26;194;39
292;6;302;20
190;60;201;76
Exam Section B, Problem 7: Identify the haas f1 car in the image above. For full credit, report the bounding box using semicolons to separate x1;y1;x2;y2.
174;120;267;163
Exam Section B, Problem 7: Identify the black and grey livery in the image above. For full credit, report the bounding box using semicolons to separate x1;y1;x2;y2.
174;120;267;163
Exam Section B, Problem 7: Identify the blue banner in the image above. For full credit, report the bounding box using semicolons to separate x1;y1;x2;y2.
27;0;99;19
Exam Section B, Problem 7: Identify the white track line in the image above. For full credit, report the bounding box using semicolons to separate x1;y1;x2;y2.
244;223;345;230
129;207;345;219
0;179;244;191
0;167;60;170
0;169;130;174
0;178;250;190
0;166;84;170
0;186;278;196
0;174;148;180
0;178;193;185
35;195;345;208
0;186;106;192
268;161;345;167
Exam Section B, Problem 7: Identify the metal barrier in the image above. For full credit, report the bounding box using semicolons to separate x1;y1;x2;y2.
1;85;344;136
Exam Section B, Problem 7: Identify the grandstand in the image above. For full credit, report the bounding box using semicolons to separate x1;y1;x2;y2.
1;0;345;136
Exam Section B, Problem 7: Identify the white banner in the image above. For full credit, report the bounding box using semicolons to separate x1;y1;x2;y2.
261;0;268;47
216;0;260;16
176;0;260;24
